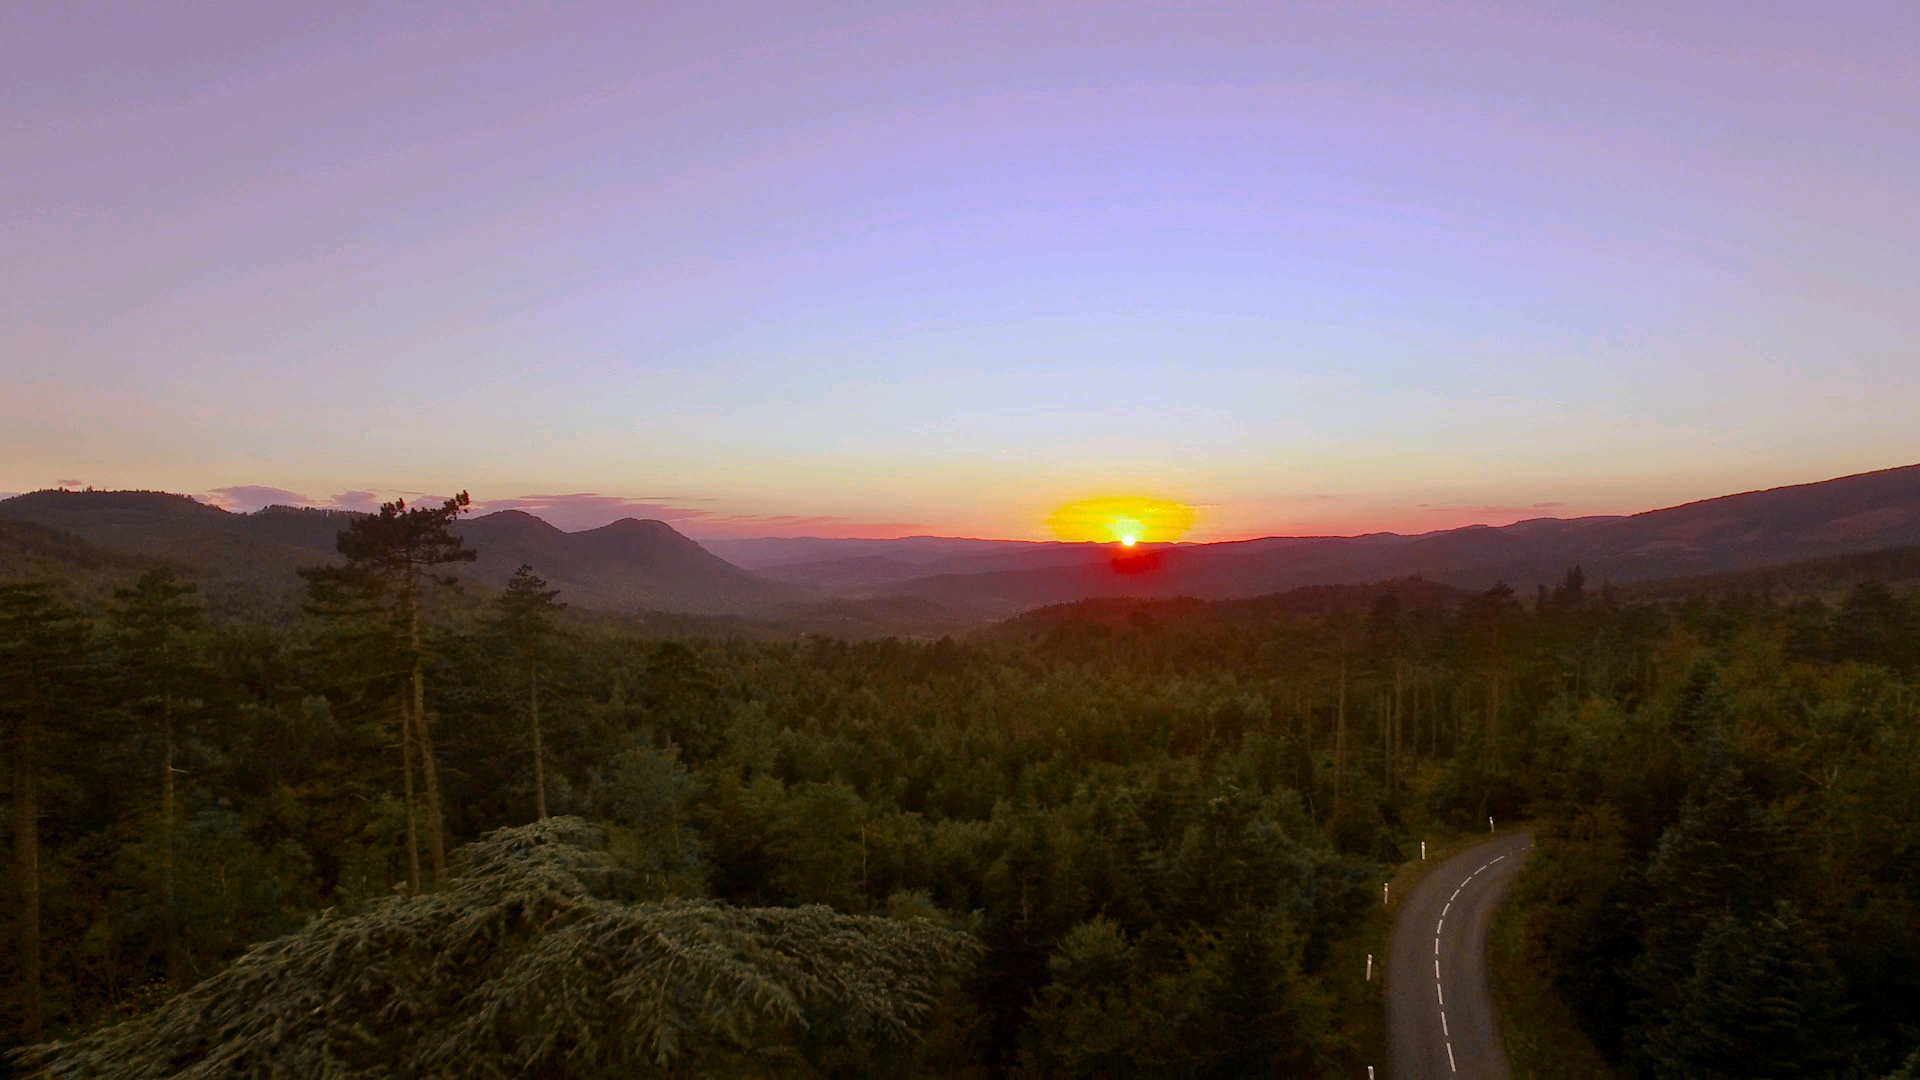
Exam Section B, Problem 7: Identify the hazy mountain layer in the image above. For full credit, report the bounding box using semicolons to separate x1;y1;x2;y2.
0;492;808;618
5;462;1917;622
728;463;1920;617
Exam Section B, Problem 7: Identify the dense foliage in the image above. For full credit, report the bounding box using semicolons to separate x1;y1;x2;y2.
1510;582;1920;1078
4;527;1918;1076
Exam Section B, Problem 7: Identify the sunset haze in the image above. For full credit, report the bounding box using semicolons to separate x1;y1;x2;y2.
6;1;1917;538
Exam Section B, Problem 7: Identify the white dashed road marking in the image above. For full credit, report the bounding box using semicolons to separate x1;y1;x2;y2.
1396;840;1534;1080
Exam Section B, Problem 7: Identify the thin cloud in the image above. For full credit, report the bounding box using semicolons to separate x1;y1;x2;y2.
683;514;928;539
1416;501;1566;514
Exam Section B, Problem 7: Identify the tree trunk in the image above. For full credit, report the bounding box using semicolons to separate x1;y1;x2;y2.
1334;660;1346;800
1393;661;1403;781
413;660;447;890
162;687;179;976
400;696;421;896
14;708;42;1041
531;661;548;820
1486;671;1500;772
405;575;447;891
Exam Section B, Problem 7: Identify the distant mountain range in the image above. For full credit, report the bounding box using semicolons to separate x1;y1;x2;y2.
0;492;806;618
4;463;1918;627
716;463;1920;617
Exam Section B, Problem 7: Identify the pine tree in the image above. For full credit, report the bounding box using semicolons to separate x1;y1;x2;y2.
111;567;207;971
1641;903;1853;1079
1630;763;1797;1069
0;583;87;1040
494;565;564;820
300;492;474;891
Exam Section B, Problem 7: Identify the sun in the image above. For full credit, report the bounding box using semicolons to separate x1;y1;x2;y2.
1046;496;1196;544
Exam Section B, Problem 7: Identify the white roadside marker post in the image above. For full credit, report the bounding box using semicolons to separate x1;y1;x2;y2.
1422;840;1427;859
1384;882;1390;905
1366;953;1372;980
1489;815;1495;833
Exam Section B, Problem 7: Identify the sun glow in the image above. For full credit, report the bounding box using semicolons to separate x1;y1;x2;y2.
1047;496;1196;544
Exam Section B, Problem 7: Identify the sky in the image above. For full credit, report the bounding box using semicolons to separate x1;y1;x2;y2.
4;1;1917;540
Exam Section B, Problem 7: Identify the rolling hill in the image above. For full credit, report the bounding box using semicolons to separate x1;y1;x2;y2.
0;491;809;618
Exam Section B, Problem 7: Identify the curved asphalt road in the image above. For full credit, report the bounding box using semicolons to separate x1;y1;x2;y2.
1387;830;1533;1079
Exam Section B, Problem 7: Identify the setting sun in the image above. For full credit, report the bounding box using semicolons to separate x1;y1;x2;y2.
1047;496;1197;544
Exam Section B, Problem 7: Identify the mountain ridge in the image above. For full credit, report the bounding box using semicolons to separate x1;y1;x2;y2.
726;463;1920;616
4;462;1917;623
0;491;809;618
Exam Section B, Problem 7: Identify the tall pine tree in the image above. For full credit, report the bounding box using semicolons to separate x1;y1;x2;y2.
0;583;88;1040
111;566;208;966
494;565;564;820
300;492;474;891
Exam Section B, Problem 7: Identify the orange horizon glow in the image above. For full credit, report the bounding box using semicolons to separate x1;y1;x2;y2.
1047;496;1197;544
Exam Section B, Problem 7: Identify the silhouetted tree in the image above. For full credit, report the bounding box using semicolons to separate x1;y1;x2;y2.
300;493;473;891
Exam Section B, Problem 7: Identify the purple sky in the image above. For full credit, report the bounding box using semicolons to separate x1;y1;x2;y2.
5;1;1917;539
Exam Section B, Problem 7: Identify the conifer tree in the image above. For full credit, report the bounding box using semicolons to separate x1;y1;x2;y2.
1630;762;1796;1068
300;492;474;891
16;819;979;1078
1641;903;1852;1079
111;568;207;949
495;565;564;820
0;583;87;1041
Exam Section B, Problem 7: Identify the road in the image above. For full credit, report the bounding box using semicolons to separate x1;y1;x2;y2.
1386;830;1533;1079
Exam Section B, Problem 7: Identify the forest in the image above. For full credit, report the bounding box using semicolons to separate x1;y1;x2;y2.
4;496;1919;1077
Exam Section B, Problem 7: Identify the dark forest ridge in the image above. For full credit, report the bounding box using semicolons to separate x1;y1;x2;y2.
3;462;1918;621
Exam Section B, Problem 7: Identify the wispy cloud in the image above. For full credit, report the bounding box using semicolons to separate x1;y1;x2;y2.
684;513;928;539
1415;501;1566;515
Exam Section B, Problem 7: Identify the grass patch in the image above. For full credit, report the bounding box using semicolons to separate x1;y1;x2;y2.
1324;884;1389;1078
